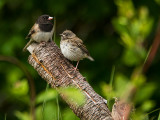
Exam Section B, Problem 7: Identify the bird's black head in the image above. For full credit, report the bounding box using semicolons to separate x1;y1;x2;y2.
37;14;53;32
36;14;53;24
60;30;76;39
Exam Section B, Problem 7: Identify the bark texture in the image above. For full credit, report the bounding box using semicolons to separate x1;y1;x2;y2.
27;41;113;120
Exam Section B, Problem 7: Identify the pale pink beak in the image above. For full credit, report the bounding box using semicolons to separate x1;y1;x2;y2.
48;17;53;20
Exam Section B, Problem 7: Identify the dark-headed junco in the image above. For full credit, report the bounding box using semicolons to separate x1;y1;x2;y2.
23;14;54;51
60;30;94;71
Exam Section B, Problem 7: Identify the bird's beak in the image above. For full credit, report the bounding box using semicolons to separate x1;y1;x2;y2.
48;17;53;20
59;34;63;36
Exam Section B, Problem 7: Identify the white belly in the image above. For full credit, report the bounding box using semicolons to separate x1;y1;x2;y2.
33;31;53;42
60;41;85;61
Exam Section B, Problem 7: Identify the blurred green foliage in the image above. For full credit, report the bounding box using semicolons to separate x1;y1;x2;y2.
59;87;85;106
0;0;160;119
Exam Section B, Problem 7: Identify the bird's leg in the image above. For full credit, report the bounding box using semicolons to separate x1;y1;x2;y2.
74;61;79;72
23;39;34;52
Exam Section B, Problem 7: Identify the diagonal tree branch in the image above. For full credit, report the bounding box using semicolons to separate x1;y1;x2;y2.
27;41;113;120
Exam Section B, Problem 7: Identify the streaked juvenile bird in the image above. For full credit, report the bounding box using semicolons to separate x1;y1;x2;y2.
23;14;54;51
60;30;94;71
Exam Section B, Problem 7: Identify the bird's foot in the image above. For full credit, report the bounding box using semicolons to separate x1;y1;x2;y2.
40;41;46;47
73;67;79;72
48;39;52;42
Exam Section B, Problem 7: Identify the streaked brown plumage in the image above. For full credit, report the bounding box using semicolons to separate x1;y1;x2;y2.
60;30;94;71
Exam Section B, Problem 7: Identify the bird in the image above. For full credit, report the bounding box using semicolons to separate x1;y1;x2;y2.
23;14;54;51
60;30;94;71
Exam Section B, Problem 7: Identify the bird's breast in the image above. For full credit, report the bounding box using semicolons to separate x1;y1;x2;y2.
32;30;53;42
60;40;86;61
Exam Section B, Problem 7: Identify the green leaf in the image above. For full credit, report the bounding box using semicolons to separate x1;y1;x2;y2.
115;73;129;97
158;112;160;120
155;0;160;5
36;89;58;104
122;48;145;66
63;108;80;120
134;83;156;104
15;111;31;120
11;79;29;96
141;100;155;112
36;102;58;120
59;87;85;106
6;67;29;96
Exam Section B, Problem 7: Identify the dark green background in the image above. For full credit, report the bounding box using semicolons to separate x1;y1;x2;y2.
0;0;160;119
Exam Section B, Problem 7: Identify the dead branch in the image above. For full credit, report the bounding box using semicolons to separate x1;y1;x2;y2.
27;41;113;120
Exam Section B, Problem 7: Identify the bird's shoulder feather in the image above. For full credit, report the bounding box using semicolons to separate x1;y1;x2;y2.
25;24;39;39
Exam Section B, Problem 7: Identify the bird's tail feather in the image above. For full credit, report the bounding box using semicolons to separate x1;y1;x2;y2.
23;39;34;52
87;56;94;61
